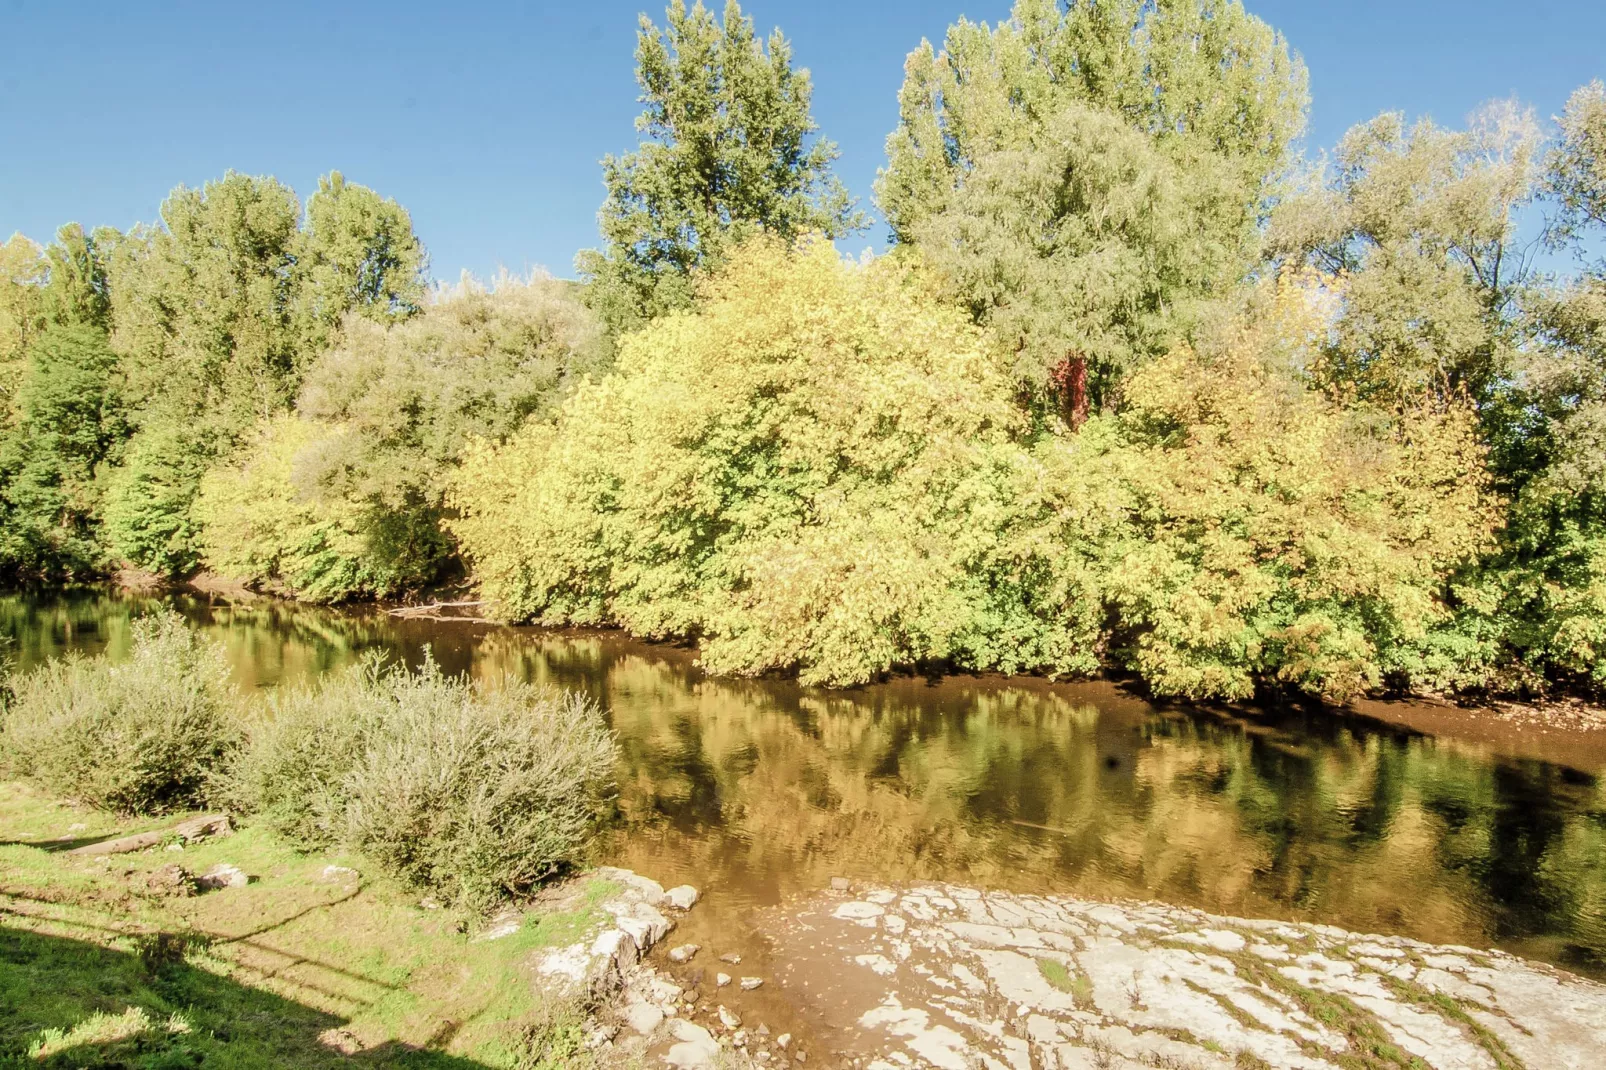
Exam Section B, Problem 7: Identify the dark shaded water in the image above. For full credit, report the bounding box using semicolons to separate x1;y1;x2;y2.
4;589;1605;979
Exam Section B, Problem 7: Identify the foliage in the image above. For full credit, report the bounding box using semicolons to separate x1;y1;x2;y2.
1267;105;1542;409
0;324;124;580
0;611;238;814
229;654;616;911
1549;80;1606;253
192;415;404;602
1045;275;1500;700
908;102;1250;413
454;236;1059;686
577;0;865;331
455;244;1496;700
102;170;426;575
879;0;1306;403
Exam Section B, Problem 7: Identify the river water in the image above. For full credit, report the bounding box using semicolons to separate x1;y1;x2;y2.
4;589;1604;981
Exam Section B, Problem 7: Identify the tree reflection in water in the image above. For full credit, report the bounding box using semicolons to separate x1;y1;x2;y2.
4;589;1604;977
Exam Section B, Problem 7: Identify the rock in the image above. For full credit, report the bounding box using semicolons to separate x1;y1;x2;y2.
145;863;195;896
718;1005;742;1029
594;865;666;904
832;901;885;925
666;885;700;910
419;896;443;910
757;1024;771;1036
733;1029;749;1047
320;864;359;883
196;863;248;890
583;1024;617;1049
623;999;664;1036
776;1034;792;1049
665;1020;719;1069
607;899;672;952
669;944;701;963
472;911;521;942
794;1051;807;1063
740;977;763;990
831;877;852;891
717;973;732;987
720;952;742;964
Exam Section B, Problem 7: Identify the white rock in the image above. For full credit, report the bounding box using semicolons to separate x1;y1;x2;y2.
665;1020;719;1069
624;999;664;1036
197;863;248;890
776;1033;792;1049
668;943;700;963
718;1005;742;1029
833;901;886;924
740;977;763;990
319;864;359;883
717;972;732;987
665;885;700;910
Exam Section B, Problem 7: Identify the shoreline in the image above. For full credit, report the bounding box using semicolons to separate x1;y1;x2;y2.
25;576;1606;774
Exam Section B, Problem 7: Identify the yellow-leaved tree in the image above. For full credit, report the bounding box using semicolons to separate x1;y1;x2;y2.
1026;272;1501;700
451;236;1102;686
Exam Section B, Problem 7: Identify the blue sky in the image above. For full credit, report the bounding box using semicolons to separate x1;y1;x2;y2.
2;1;1603;281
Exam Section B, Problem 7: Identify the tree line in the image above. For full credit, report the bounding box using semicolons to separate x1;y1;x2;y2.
4;0;1605;702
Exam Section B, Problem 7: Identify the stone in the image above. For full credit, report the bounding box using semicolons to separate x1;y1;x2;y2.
833;901;886;924
831;877;852;892
623;999;664;1036
666;885;700;910
665;1020;719;1069
794;1052;807;1063
776;1034;792;1049
720;952;743;964
717;973;732;987
669;943;700;963
320;864;359;883
718;1005;742;1029
196;863;248;890
740;977;764;990
733;1029;748;1047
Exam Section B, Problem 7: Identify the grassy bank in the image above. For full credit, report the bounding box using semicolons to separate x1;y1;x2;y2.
0;781;619;1069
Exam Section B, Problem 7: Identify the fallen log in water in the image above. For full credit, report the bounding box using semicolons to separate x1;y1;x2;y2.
384;600;488;622
67;813;233;856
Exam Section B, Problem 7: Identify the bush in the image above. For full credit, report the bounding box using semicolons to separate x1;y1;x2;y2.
231;654;616;910
193;415;406;602
450;235;1064;686
0;610;239;813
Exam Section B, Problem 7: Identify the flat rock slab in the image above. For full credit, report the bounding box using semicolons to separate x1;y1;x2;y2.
761;884;1606;1070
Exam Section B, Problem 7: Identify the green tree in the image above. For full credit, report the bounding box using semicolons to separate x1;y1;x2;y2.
576;0;864;330
1549;80;1606;256
878;0;1307;413
1267;105;1542;410
103;171;427;574
0;324;124;579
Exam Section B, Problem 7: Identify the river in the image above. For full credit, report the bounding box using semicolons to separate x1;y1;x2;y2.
4;588;1604;982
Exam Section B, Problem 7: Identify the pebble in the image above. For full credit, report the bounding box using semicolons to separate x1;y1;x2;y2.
669;943;701;963
720;952;742;964
717;972;732;987
777;1033;792;1049
740;977;763;990
718;1005;742;1029
831;877;851;891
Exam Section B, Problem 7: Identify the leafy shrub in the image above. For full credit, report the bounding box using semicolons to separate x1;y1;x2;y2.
193;415;406;602
450;235;1075;686
1030;275;1500;701
101;422;211;576
231;654;616;910
0;610;239;813
452;243;1498;700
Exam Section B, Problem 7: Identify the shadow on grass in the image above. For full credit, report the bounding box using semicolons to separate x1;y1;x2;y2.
0;924;492;1068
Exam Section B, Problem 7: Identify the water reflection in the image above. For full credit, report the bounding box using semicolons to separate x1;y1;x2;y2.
3;589;1604;977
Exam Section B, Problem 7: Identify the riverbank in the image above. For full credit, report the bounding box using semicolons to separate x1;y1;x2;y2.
75;576;1606;774
737;880;1606;1070
0;782;684;1068
7;776;1602;1070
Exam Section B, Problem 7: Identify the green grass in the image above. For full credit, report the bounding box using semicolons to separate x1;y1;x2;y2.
1035;956;1095;1008
0;782;617;1069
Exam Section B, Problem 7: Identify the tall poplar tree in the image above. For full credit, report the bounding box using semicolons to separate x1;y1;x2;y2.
578;0;865;331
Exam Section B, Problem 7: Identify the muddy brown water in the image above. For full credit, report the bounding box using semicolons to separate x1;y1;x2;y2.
5;588;1606;998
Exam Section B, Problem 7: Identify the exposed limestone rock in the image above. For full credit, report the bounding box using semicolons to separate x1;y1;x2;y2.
762;882;1606;1070
196;863;248;890
669;943;700;963
666;885;700;909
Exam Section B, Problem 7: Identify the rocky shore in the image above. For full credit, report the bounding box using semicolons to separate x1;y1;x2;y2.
533;868;1606;1070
